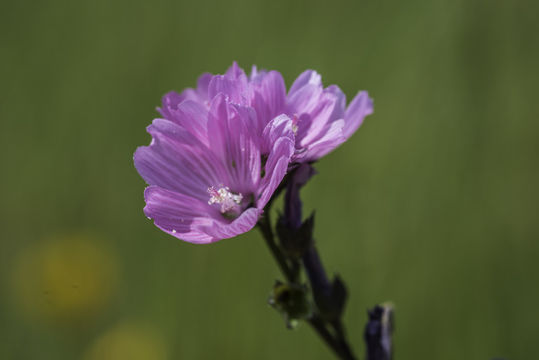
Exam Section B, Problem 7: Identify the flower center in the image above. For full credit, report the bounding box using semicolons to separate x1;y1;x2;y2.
291;114;299;134
207;186;243;214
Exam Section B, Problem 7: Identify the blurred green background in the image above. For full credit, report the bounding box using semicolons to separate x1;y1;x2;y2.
1;0;538;359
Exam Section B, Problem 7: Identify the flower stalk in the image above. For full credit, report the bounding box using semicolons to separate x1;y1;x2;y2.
260;164;357;360
257;213;296;283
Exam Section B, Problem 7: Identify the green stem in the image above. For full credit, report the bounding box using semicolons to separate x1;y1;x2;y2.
257;214;294;282
259;186;357;360
331;319;357;360
310;316;355;360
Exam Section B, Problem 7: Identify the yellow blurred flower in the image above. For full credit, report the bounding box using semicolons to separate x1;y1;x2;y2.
11;233;119;327
83;322;169;360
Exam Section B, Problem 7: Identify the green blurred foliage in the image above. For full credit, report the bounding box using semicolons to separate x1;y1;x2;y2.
1;0;538;359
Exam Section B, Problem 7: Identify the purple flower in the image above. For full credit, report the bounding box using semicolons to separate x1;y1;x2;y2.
159;62;373;162
134;94;295;244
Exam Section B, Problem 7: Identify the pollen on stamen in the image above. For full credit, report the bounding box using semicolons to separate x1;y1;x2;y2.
207;186;243;214
291;114;299;134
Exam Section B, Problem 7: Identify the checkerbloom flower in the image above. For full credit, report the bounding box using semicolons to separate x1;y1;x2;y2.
135;63;372;243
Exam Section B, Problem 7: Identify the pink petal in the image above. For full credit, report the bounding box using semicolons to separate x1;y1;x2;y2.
134;119;228;201
288;70;322;96
258;116;295;207
343;91;373;139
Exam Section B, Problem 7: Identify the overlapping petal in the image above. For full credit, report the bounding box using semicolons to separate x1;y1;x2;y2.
143;186;262;244
249;70;287;123
158;73;212;119
343;91;374;140
134;92;295;243
159;63;373;163
286;70;372;161
258;115;295;206
134;119;225;200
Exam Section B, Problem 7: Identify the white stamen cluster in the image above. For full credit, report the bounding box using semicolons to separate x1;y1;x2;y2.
207;186;243;214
